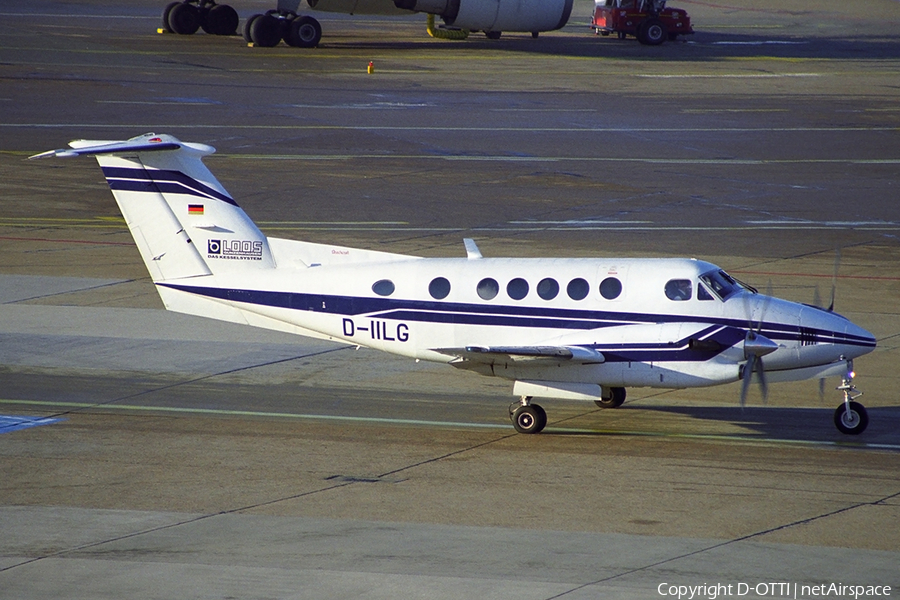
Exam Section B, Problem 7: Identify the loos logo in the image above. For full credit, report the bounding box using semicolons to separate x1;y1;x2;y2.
207;239;264;261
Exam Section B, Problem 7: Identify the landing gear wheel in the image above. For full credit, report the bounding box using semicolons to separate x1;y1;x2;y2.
511;404;547;434
202;4;239;35
242;13;261;43
167;2;201;35
531;31;539;38
161;1;180;33
594;387;626;408
637;18;666;45
248;13;283;47
286;16;322;48
834;401;868;435
485;31;501;39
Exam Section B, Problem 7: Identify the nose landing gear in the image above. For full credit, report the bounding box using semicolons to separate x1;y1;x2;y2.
833;361;868;435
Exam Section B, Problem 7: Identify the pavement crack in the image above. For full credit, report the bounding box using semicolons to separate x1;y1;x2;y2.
545;488;900;599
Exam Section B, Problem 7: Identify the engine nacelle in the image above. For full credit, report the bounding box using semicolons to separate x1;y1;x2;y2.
393;0;573;32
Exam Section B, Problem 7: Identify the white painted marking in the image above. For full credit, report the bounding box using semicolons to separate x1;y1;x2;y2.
3;400;895;451
712;41;808;45
637;73;822;79
0;13;156;19
0;399;506;431
5;123;897;133
508;220;653;225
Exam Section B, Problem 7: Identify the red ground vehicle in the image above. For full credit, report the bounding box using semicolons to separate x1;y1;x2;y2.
591;0;693;45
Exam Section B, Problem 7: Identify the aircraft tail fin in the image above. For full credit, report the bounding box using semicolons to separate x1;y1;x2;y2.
31;133;274;282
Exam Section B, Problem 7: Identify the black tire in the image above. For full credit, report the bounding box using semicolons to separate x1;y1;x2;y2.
485;31;501;40
512;404;546;434
249;13;282;47
243;13;261;43
168;2;201;35
834;401;868;435
161;1;180;33
531;31;539;38
286;16;322;48
203;4;239;35
638;18;666;45
594;387;626;408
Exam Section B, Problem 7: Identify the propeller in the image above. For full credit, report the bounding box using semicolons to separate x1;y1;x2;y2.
740;282;777;407
814;248;841;393
812;247;841;313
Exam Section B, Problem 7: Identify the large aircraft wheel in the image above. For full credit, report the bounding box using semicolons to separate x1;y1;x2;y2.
242;13;260;43
511;404;547;434
202;4;239;35
167;2;201;35
834;401;868;435
485;31;502;40
248;13;283;47
594;387;626;408
285;16;322;48
161;1;180;33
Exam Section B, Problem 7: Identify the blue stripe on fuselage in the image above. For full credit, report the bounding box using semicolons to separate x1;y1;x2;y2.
157;283;876;354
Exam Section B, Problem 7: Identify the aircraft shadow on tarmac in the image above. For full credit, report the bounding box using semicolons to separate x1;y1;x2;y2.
325;29;900;61
559;403;900;445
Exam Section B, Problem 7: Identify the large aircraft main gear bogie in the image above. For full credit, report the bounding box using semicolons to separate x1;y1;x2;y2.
162;0;239;36
243;9;322;48
594;386;626;409
509;397;547;434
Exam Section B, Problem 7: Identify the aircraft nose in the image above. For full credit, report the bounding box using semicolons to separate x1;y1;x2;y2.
830;312;876;359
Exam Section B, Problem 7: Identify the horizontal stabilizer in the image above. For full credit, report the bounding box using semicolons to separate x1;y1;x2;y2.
29;135;193;159
433;345;604;363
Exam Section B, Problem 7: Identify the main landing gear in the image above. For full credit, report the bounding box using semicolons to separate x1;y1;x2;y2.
509;397;547;434
833;362;868;435
160;1;322;48
243;9;322;48
509;387;627;434
162;0;239;36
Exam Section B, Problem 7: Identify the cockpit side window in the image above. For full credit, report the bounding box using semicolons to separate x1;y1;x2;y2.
697;283;714;301
665;279;692;301
699;269;747;300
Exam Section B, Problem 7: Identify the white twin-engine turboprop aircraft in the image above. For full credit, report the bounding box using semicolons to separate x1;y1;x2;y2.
33;133;877;435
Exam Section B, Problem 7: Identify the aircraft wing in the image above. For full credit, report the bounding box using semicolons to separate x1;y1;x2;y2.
433;345;605;364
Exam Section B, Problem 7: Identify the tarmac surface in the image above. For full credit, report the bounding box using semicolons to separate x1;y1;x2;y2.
1;0;899;598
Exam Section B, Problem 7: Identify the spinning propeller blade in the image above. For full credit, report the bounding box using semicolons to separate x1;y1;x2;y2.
740;281;776;407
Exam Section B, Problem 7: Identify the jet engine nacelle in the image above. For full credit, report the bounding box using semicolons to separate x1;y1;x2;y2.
394;0;574;32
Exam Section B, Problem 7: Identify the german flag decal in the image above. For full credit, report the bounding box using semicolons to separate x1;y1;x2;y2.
188;204;204;215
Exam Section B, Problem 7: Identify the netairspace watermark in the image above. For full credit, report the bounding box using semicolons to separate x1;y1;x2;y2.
657;583;892;600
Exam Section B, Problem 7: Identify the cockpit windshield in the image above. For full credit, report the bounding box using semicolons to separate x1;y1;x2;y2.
699;270;753;301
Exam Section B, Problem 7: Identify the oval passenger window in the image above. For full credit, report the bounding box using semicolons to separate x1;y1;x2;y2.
599;277;622;300
567;278;589;301
429;277;451;300
537;278;559;300
372;279;395;296
507;278;529;300
477;278;499;300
